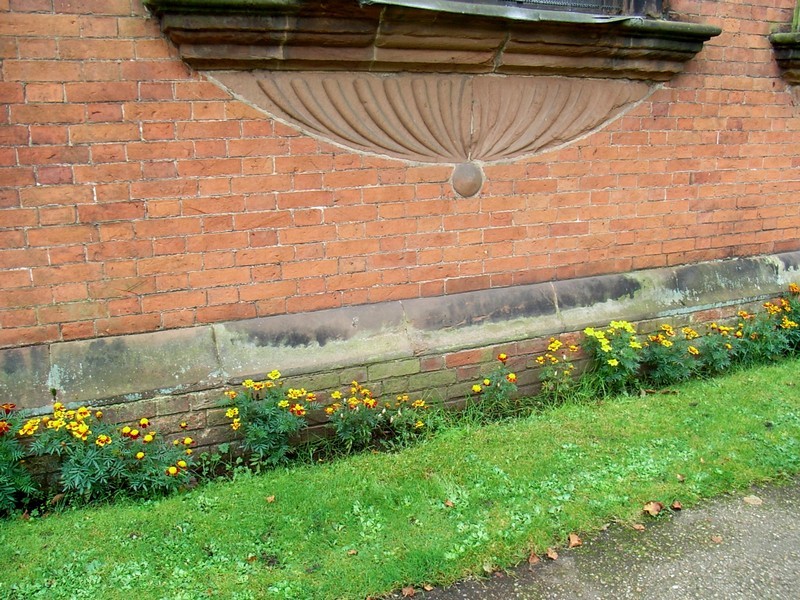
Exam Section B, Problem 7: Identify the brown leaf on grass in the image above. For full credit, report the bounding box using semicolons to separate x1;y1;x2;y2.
49;493;66;505
643;501;664;517
423;584;434;592
347;549;358;556
528;551;540;566
246;555;257;563
568;533;582;548
743;495;763;506
444;499;455;508
671;501;683;511
265;495;276;503
545;547;559;560
632;523;646;531
401;586;416;597
676;474;686;482
711;535;723;544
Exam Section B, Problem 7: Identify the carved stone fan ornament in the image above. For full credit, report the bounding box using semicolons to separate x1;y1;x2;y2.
145;0;720;195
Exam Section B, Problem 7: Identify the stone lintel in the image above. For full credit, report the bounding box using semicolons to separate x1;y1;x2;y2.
147;0;720;81
2;251;798;411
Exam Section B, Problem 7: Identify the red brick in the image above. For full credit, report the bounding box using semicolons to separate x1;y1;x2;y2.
77;201;145;223
95;314;162;336
137;254;203;276
32;263;103;285
65;82;137;103
70;123;139;143
0;14;80;37
0;325;59;349
141;290;206;313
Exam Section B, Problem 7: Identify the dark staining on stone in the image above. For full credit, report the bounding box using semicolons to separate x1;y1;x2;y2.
245;326;346;348
1;349;24;376
85;339;129;371
778;251;800;272
556;275;640;311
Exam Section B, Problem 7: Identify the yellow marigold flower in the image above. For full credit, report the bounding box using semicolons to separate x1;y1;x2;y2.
224;390;237;400
135;451;145;460
790;282;800;295
497;353;508;364
185;449;193;455
660;339;673;348
95;434;112;447
252;382;265;391
506;373;517;383
289;403;306;417
139;418;150;428
76;406;91;421
781;316;798;329
183;437;193;446
363;397;377;409
53;402;64;412
180;422;188;429
225;407;239;419
143;433;154;443
331;391;343;400
129;429;140;439
414;420;424;429
629;340;643;349
660;324;675;336
18;418;41;436
471;384;482;393
724;343;733;350
738;310;753;320
688;346;700;356
277;400;290;409
483;378;491;386
267;369;281;380
242;379;255;389
411;399;426;409
347;397;360;408
121;425;131;436
231;418;241;430
95;410;103;419
306;392;317;402
177;460;188;469
397;394;409;403
569;345;580;353
173;439;180;446
536;356;546;365
547;338;563;352
166;466;179;476
607;358;619;367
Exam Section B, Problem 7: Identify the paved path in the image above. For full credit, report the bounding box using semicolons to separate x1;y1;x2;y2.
403;479;800;600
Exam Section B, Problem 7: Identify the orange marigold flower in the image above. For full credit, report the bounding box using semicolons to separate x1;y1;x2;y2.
231;418;241;431
139;418;149;428
363;397;377;409
0;421;10;436
95;434;112;447
95;410;103;419
688;346;700;356
497;353;508;364
289;403;306;417
411;399;426;409
129;429;140;440
121;426;131;436
507;373;517;383
224;390;237;400
789;282;800;295
1;403;16;415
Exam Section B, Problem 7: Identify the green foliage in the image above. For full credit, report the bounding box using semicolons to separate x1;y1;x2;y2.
19;403;193;507
0;404;38;515
465;353;519;421
222;371;311;466
582;321;642;393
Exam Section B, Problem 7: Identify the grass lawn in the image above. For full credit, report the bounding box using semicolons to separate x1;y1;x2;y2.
2;357;800;599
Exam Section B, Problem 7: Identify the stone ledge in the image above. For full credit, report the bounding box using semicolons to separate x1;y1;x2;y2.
1;251;798;411
145;0;720;80
769;32;800;84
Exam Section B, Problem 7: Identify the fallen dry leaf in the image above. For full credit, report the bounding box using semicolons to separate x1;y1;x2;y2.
528;551;540;566
347;549;358;556
482;562;494;574
711;535;723;544
743;495;763;506
401;586;416;597
423;584;434;592
671;501;683;511
545;547;559;560
643;501;664;517
676;473;686;482
632;523;646;532
568;533;582;548
444;499;455;508
265;495;276;503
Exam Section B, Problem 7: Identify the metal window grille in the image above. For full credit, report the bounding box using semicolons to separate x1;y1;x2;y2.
496;0;625;15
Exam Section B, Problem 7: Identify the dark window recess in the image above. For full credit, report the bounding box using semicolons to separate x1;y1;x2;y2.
481;0;661;16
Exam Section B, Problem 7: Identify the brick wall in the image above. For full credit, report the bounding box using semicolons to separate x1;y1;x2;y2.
1;0;800;353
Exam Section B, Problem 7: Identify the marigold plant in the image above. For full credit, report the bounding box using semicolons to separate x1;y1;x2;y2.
223;372;315;465
466;353;520;420
582;321;641;393
0;403;38;515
